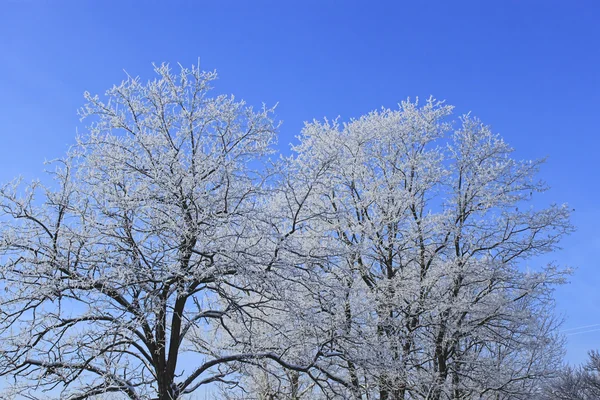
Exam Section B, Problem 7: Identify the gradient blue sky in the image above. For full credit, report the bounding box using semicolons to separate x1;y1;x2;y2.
1;1;598;366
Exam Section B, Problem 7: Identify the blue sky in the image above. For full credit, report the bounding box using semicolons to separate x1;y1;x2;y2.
1;1;598;366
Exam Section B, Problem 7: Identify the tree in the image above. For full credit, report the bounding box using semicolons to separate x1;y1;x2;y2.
251;99;572;399
0;64;572;400
542;350;600;400
0;63;281;399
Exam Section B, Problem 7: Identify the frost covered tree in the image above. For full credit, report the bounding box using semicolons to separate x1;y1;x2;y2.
0;64;286;399
252;99;572;399
0;63;572;400
540;350;600;400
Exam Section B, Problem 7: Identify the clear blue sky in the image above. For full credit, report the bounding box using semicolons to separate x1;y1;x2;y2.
1;1;598;365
